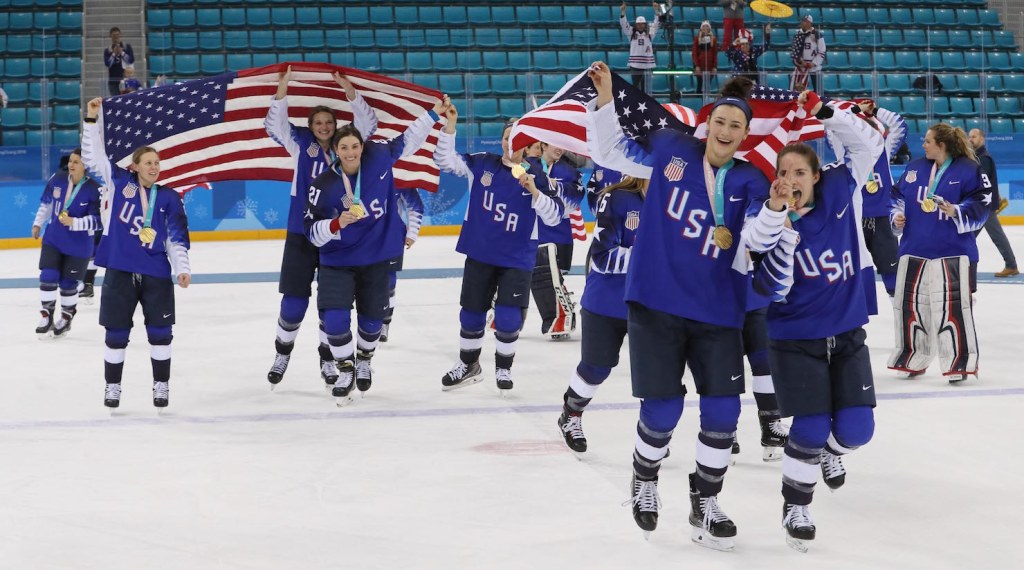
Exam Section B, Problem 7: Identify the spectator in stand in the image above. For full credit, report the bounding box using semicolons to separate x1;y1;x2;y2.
726;25;770;83
619;1;663;94
968;128;1018;277
719;1;747;46
104;27;135;97
692;20;719;96
790;15;825;92
0;86;8;145
118;65;142;95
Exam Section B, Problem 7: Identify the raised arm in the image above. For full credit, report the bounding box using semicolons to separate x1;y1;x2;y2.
264;66;302;156
587;62;655;179
874;107;908;161
82;98;115;193
398;188;425;243
751;227;801;301
333;72;378;139
811;92;883;191
433;104;473;179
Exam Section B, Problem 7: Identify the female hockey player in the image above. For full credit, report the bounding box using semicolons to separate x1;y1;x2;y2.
435;109;563;395
888;124;989;383
379;187;426;343
588;63;788;551
531;142;585;339
82;97;192;410
31;149;102;338
752;91;884;552
557;174;645;453
304;98;441;405
264;66;378;391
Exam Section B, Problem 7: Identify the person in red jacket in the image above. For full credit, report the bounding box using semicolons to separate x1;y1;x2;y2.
692;20;719;96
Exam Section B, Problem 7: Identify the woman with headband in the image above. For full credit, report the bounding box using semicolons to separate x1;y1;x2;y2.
588;63;790;550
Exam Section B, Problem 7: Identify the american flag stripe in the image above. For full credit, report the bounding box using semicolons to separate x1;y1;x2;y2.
101;62;442;192
569;208;587;241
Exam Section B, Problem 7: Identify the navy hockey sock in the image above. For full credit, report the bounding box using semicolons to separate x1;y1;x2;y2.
633;397;684;480
565;362;611;412
782;413;831;505
693;395;740;496
104;328;131;384
459;309;486;364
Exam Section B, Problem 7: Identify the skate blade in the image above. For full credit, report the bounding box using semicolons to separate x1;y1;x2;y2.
498;389;511;398
690;527;735;552
549;333;572;340
81;298;95;306
335;394;354;407
762;447;784;462
785;534;810;553
642;530;652;541
440;374;484;392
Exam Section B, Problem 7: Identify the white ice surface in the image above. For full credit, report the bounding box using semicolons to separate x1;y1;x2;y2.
1;229;1023;569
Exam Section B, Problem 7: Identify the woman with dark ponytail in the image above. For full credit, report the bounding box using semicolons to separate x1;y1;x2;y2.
888;124;990;384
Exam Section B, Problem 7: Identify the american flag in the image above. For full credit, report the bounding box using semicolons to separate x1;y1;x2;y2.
511;69;850;183
99;62;443;192
508;69;694;157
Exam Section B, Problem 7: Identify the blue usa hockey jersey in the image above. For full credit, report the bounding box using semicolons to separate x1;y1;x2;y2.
34;172;103;259
581;188;644;320
537;158;585;245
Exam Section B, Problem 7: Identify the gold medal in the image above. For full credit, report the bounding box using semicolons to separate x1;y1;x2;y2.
510;164;527;179
139;226;156;244
866;180;879;194
349;202;367;219
58;211;70;224
921;198;936;213
713;225;733;250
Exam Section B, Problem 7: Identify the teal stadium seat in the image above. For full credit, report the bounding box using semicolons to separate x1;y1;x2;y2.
876;96;900;111
526;29;548;47
31;58;55;77
221;8;244;27
549;29;572;47
927;30;948;48
201;54;224;74
469;75;490;96
533;51;559;72
224;31;248;50
456;52;482;72
954;74;980;95
508;52;530;71
1003;74;1024;93
885;75;913;95
173;32;197;51
407;53;432;73
588;5;613;24
839;74;864;93
997;96;1021;115
484;52;509;72
354;52;380;72
149;32;170;51
501;98;526;117
832;30;857;49
270;8;294;27
559;51;583;71
443;6;467;25
828;52;850;71
412;74;439;91
53;129;80;147
35;12;58;29
1010;52;1024;71
947;30;971;49
491;7;513;23
477;28;500;48
3;82;28;104
845;8;868;25
880;30;903;49
989;118;1012;133
381;53;404;73
7;36;31;54
956;9;979;26
848;51;871;70
942;52;966;72
517;6;541;24
148;10;171;29
450;30;473;49
253;53;279;68
935;9;956;27
2;108;26;129
5;58;30;78
149;55;172;75
4;131;27;146
540;6;563;23
500;29;524;48
473;99;499;121
902;96;925;117
296;7;319;27
902;30;926;49
949;97;974;116
25;131;44;147
227;53;251;70
250;31;273;50
987;52;1012;71
321;6;342;27
866;8;889;25
993;31;1018;50
682;7;703;25
196;9;219;28
28;81;54;103
467;6;491;25
931;97;953;118
53;105;78;128
300;30;323;50
425;30;448;48
895;51;919;69
491;75;519;96
8;12;32;30
565;6;587;25
439;75;465;96
979;10;1001;29
350;30;374;49
418;6;442;25
171;9;195;28
823;74;839;93
376;30;399;49
57;35;80;54
26;107;49;128
247;8;270;27
175;54;199;75
369;6;392;26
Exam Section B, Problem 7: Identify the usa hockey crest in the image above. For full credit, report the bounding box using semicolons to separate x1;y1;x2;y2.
306;141;320;158
625;210;640;231
905;170;917;183
664;157;687;182
52;188;61;198
481;171;493;187
123;182;139;199
595;169;604;182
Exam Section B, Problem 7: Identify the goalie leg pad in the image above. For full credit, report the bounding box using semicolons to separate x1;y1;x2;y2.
888;255;934;373
933;256;979;376
530;243;560;333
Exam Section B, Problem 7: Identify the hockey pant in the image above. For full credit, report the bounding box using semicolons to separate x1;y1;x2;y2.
530;243;576;335
888;255;979;377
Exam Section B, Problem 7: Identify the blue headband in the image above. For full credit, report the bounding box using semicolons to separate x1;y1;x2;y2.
711;96;753;124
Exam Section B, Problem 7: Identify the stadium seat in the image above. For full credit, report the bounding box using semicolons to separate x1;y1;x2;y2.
30;58;55;77
479;120;506;137
425;29;448;49
34;11;57;30
902;30;926;49
319;6;342;26
295;30;321;50
344;6;369;25
947;30;971;49
491;6;514;23
175;54;199;75
26;107;49;129
839;74;864;93
246;7;269;27
559;51;583;71
832;30;857;49
949;97;974;116
369;6;392;26
418;6;442;25
847;51;871;70
25;130;44;147
53;105;78;128
987;52;1012;72
376;29;399;49
942;52;967;72
253;53;278;68
500;29;524;48
964;52;985;71
457;52;482;72
443;6;467;25
407;52;432;73
28;81;54;104
765;73;788;90
450;30;473;49
934;9;956;27
876;96;900;112
200;54;224;74
1010;52;1024;71
979;10;1001;29
873;52;896;72
549;29;572;47
171;9;195;28
7;36;32;54
434;52;457;71
1003;74;1024;93
250;30;273;51
148;9;171;29
508;52;531;72
221;8;245;27
931;97;953;118
149;55;172;75
894;51;919;69
438;74;465;96
52;129;80;147
3;130;27;146
866;8;889;25
989;118;1012;133
588;5;614;24
296;7;319;27
525;29;548;47
270;7;294;27
2;82;28;104
954;74;980;95
1015;118;1024;133
197;31;221;51
517;6;541;24
381;53;404;73
468;74;490;97
354;52;380;72
1;108;26;129
476;28;500;48
533;51;559;72
902;96;926;117
350;30;374;49
467;6;491;25
483;52;509;72
927;30;948;49
224;31;248;50
172;32;197;51
226;53;251;70
564;6;587;25
500;97;526;117
195;8;219;28
472;99;499;121
956;8;980;26
828;52;850;71
997;96;1021;115
490;74;519;96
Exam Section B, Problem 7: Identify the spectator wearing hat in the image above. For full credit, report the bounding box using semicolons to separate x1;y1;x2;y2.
719;0;748;46
104;27;135;97
791;15;826;92
692;20;719;96
726;24;771;83
619;1;663;94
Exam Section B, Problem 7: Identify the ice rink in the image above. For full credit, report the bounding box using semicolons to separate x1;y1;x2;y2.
1;230;1023;569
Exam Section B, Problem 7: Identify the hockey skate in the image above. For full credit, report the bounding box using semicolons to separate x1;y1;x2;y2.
623;475;660;539
688;473;737;552
946;372;972;384
782;503;816;553
557;407;587;454
80;282;95;305
495;367;514;395
820;449;846;491
379;323;390;343
50;307;77;338
153;381;169;408
332;359;355;406
104;383;121;409
895;368;926;379
759;412;789;462
321;358;340;389
441;361;483;391
35;307;54;337
355;350;373;395
267;353;290;389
